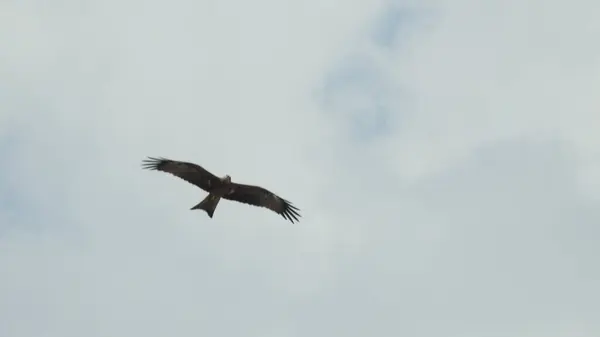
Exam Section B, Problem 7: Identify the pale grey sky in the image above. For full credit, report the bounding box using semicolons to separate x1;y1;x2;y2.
1;0;599;336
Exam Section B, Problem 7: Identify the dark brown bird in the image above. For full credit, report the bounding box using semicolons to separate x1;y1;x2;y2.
141;157;301;223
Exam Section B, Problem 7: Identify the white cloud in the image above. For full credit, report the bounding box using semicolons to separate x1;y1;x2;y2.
1;0;599;336
374;0;600;187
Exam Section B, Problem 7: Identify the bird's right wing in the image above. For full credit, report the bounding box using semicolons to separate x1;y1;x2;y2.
223;183;301;223
141;156;221;192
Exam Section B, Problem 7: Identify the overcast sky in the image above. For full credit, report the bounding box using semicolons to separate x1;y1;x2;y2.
1;0;599;336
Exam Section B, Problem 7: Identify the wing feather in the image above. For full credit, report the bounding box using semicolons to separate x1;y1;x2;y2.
223;183;301;223
141;156;221;192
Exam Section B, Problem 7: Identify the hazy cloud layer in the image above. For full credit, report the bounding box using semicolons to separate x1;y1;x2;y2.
1;0;599;336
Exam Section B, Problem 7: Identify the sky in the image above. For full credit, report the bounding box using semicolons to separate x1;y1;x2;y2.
1;0;599;336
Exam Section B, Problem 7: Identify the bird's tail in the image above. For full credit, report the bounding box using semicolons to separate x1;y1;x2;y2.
191;194;221;218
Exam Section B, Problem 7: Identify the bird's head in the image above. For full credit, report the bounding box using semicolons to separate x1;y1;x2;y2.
221;175;232;183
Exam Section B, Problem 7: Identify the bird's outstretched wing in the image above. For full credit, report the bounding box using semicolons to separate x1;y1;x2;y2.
223;183;301;223
141;156;221;192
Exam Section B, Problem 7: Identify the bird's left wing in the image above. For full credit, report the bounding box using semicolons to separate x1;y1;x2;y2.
223;183;301;223
141;156;221;192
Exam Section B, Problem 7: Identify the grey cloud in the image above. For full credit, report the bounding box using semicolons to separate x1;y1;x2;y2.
288;140;600;337
1;0;599;336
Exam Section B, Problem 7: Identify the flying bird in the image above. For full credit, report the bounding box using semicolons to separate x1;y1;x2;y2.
141;157;301;223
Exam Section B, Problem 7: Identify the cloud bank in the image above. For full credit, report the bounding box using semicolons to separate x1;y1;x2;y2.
1;0;599;336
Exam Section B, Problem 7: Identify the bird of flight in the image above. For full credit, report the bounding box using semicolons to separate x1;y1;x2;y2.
141;157;301;223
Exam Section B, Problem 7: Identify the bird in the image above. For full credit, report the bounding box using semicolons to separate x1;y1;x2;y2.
141;156;301;223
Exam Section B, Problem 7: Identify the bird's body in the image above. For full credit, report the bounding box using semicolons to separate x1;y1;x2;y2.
141;157;301;223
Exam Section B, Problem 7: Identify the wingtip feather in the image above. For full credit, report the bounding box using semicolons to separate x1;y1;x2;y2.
280;198;301;224
141;156;170;170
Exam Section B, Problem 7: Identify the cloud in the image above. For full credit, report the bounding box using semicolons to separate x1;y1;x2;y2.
1;0;599;336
